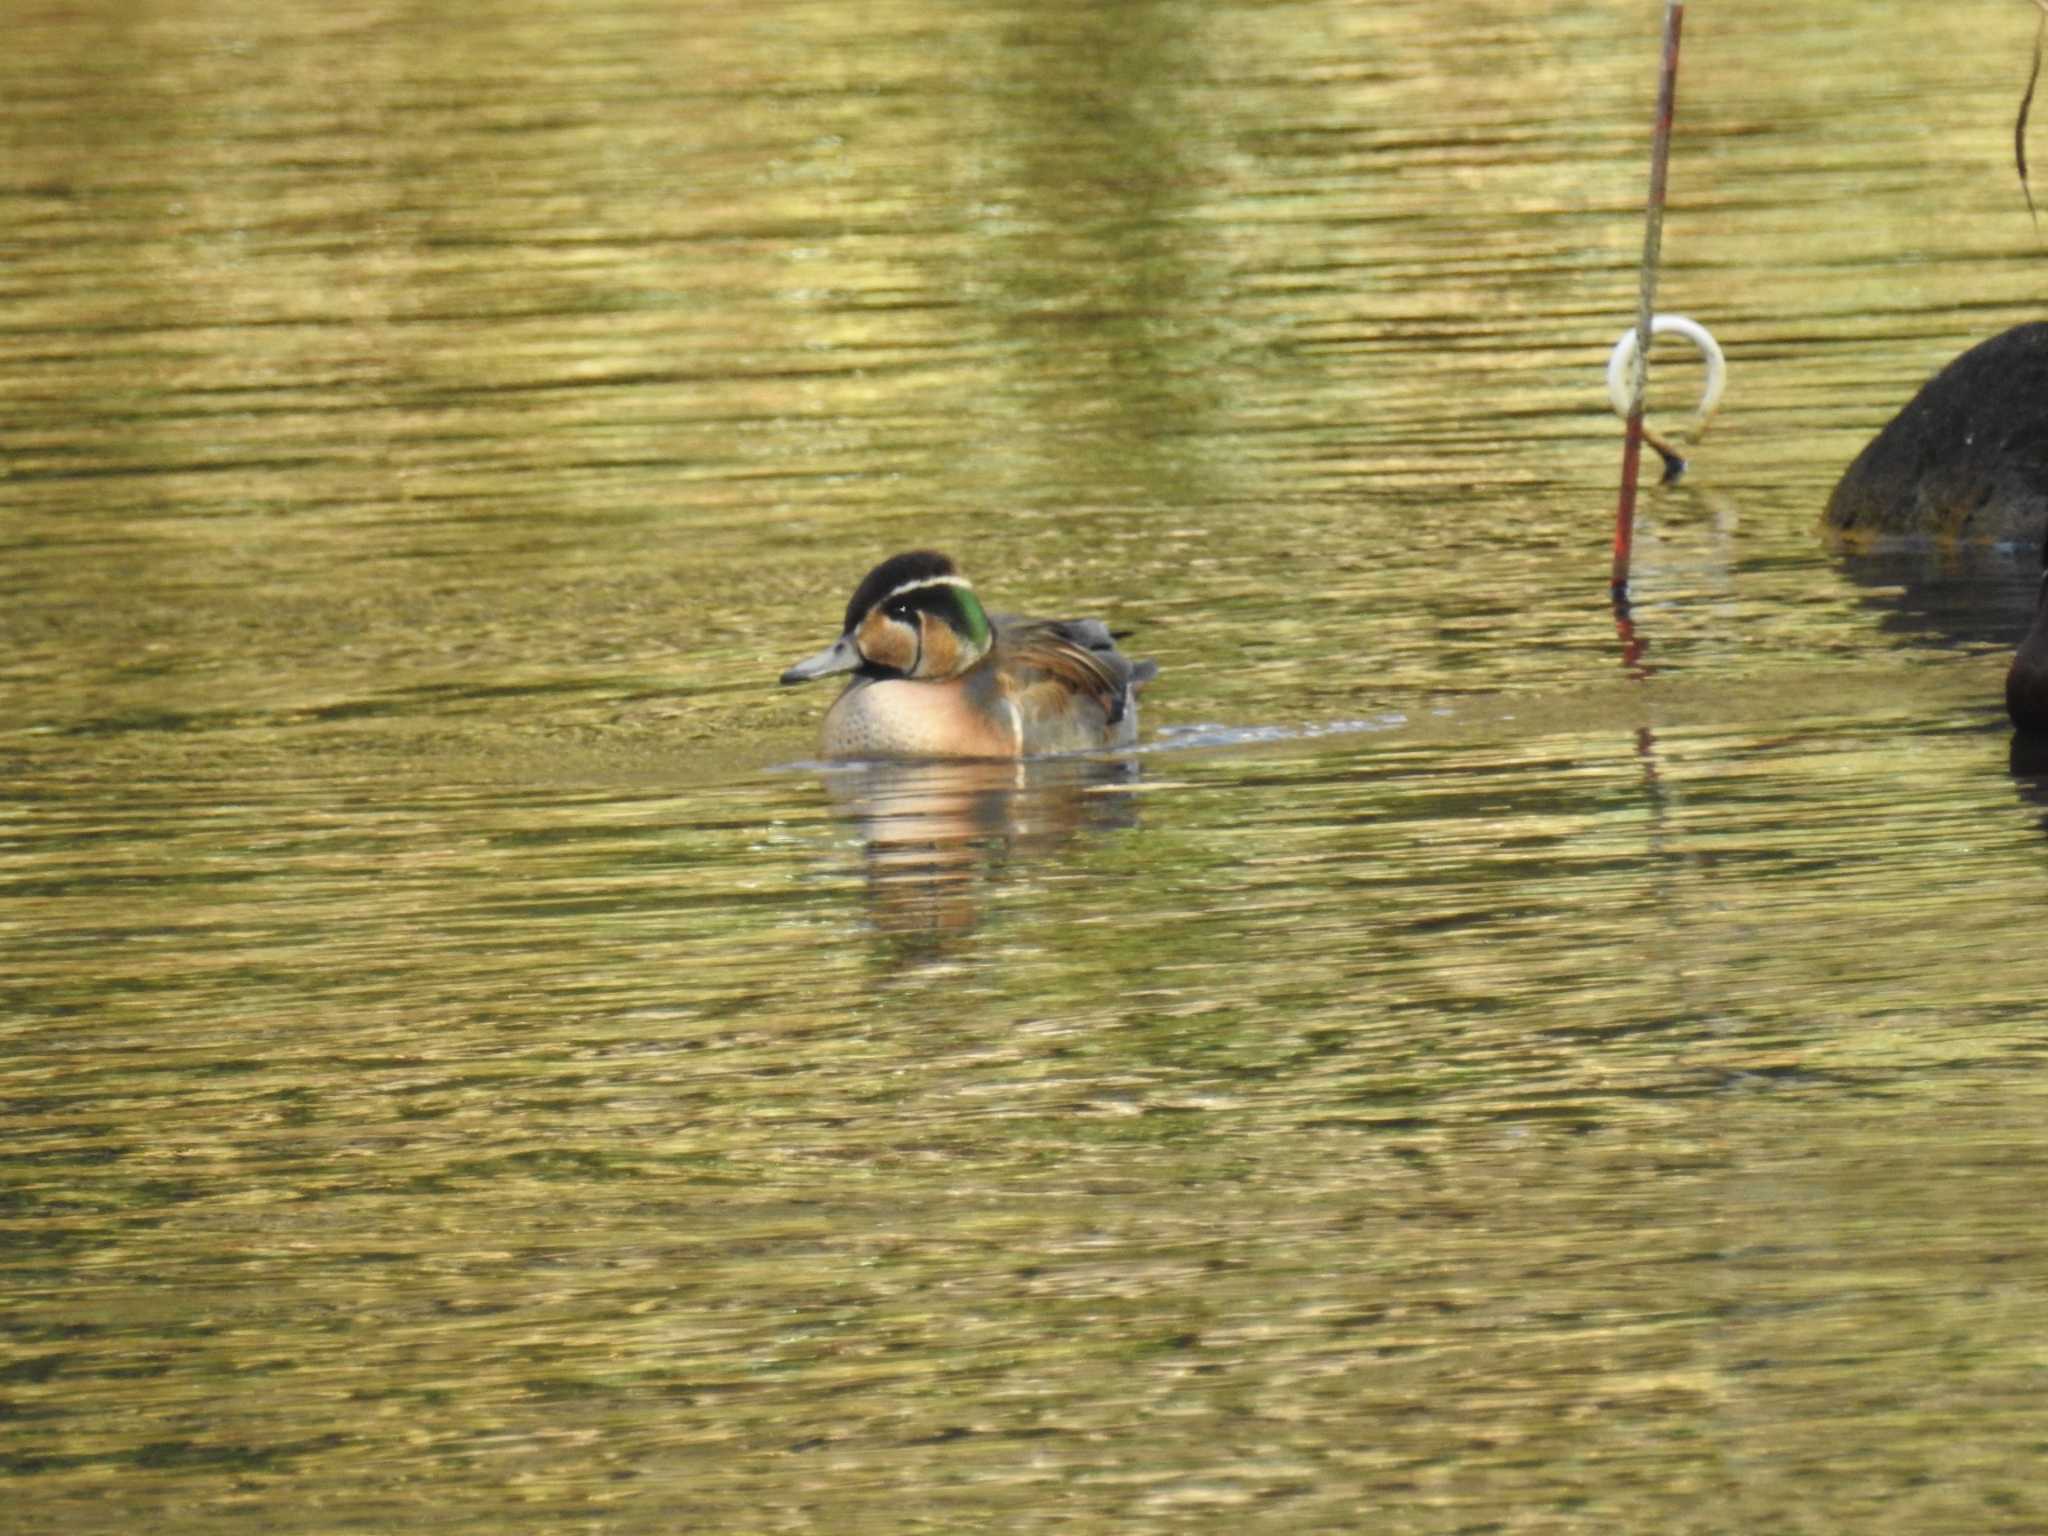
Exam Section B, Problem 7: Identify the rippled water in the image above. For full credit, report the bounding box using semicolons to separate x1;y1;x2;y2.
10;1;2048;1530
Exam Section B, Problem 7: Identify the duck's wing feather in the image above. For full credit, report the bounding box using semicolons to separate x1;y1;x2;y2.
991;614;1155;728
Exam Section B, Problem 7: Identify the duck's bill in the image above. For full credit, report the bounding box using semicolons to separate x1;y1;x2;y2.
779;635;861;685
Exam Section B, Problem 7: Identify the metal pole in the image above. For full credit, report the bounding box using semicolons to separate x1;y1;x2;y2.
1613;2;1686;604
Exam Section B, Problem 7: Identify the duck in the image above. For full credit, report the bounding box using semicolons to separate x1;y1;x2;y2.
779;550;1158;758
2009;560;2048;733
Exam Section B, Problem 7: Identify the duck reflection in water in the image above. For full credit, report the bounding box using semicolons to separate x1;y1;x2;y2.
820;756;1146;949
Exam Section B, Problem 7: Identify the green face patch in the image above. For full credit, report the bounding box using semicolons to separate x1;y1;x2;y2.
951;586;991;650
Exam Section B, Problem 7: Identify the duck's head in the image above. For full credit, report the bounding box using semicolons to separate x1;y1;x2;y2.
780;550;994;687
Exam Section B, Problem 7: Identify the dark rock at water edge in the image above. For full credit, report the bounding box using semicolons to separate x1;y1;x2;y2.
1825;323;2048;541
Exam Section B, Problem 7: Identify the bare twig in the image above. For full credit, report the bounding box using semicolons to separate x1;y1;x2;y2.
2020;0;2048;230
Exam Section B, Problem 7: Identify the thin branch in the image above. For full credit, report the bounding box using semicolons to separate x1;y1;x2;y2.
2018;0;2047;230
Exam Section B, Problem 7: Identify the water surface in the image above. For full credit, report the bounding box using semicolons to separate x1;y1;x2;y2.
8;1;2048;1530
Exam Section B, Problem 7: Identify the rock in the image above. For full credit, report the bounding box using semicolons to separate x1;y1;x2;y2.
1824;323;2048;541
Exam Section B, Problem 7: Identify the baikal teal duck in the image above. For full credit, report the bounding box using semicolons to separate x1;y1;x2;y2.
779;551;1158;759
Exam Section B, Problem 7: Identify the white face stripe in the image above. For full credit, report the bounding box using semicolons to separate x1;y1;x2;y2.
882;573;974;603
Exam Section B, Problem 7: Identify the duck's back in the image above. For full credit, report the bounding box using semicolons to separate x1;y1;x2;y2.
991;614;1157;754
